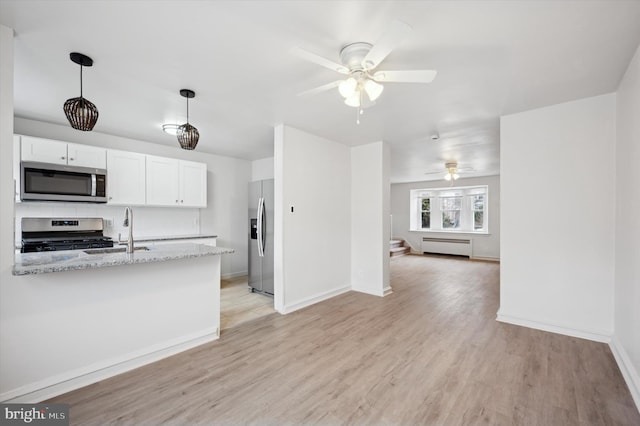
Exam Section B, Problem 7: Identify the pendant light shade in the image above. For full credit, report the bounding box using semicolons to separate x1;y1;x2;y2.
64;52;99;131
177;89;199;150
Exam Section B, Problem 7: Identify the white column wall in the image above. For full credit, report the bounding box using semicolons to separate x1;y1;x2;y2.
274;125;351;313
351;141;391;296
499;93;616;341
613;44;640;409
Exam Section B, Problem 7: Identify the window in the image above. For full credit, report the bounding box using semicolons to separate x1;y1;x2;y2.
421;198;431;229
410;185;488;233
472;194;484;230
441;196;462;229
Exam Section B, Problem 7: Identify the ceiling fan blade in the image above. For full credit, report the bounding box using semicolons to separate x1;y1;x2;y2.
291;47;349;74
373;70;437;83
361;20;412;70
424;170;445;175
297;80;342;97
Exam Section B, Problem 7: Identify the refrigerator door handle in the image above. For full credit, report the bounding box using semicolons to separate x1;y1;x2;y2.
257;197;264;257
261;197;266;255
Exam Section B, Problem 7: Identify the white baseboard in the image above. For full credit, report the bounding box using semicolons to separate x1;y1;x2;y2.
0;327;219;403
496;312;612;343
470;256;500;262
383;286;393;296
280;286;351;314
221;270;248;280
609;337;640;412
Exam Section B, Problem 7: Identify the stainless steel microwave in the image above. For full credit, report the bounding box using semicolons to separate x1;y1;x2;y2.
20;161;107;203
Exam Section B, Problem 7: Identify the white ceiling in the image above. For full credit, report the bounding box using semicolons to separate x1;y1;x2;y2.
1;1;639;183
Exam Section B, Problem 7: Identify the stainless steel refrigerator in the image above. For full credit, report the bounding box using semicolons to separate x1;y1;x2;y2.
248;179;274;295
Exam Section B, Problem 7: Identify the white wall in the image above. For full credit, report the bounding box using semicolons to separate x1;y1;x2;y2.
252;157;274;181
14;118;251;278
499;93;616;341
613;44;640;409
391;175;500;259
351;141;391;296
274;125;351;313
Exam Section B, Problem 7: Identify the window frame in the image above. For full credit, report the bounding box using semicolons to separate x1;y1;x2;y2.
410;185;489;234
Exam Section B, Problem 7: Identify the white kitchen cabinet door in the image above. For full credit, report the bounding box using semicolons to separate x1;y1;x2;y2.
107;150;146;205
179;160;207;207
21;136;68;165
67;143;107;169
146;155;180;206
20;136;107;169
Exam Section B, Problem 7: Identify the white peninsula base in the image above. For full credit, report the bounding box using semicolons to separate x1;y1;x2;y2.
2;251;225;403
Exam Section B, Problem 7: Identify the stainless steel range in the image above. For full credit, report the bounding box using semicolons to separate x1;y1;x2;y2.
21;217;114;253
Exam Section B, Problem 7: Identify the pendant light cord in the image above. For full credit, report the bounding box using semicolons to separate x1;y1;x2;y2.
79;64;83;98
186;97;190;125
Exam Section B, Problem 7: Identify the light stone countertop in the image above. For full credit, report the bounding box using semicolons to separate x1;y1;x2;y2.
127;234;218;243
13;242;234;276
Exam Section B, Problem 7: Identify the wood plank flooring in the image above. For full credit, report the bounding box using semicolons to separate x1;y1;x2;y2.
48;254;640;425
220;276;274;331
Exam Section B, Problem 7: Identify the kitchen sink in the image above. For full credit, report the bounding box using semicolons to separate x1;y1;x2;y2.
83;246;150;255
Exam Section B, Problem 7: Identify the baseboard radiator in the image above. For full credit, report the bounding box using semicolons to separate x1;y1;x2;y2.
421;237;472;257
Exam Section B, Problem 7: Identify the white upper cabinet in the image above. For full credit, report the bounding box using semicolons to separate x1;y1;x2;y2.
146;155;181;206
67;143;107;169
146;156;207;207
180;160;207;207
21;136;68;165
18;135;206;208
107;150;146;205
21;136;106;169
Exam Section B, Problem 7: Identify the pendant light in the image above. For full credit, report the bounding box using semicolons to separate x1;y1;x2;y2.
177;89;199;150
63;52;99;131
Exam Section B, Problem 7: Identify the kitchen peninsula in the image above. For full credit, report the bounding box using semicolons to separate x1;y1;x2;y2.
5;242;233;402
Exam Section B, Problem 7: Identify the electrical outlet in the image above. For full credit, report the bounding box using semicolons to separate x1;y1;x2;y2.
104;219;113;228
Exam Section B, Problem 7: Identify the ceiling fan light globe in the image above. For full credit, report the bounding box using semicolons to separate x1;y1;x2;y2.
444;173;452;181
453;173;460;180
338;78;357;98
363;79;384;101
344;92;361;108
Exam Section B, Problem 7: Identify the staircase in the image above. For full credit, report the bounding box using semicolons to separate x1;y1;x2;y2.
390;239;410;257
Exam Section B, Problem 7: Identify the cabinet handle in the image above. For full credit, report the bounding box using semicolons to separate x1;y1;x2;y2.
176;200;179;203
109;196;113;201
69;157;74;161
181;200;184;203
60;156;66;160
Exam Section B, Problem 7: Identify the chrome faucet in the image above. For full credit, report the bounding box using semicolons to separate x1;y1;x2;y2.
122;206;134;254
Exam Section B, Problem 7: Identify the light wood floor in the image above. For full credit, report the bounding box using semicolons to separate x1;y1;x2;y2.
48;254;639;425
220;276;274;331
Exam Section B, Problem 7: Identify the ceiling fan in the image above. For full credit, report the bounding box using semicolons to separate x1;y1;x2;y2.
292;20;437;123
424;162;475;182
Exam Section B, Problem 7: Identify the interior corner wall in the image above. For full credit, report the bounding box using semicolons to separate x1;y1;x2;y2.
351;141;390;296
613;44;640;409
499;93;616;341
274;125;351;313
390;175;501;259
